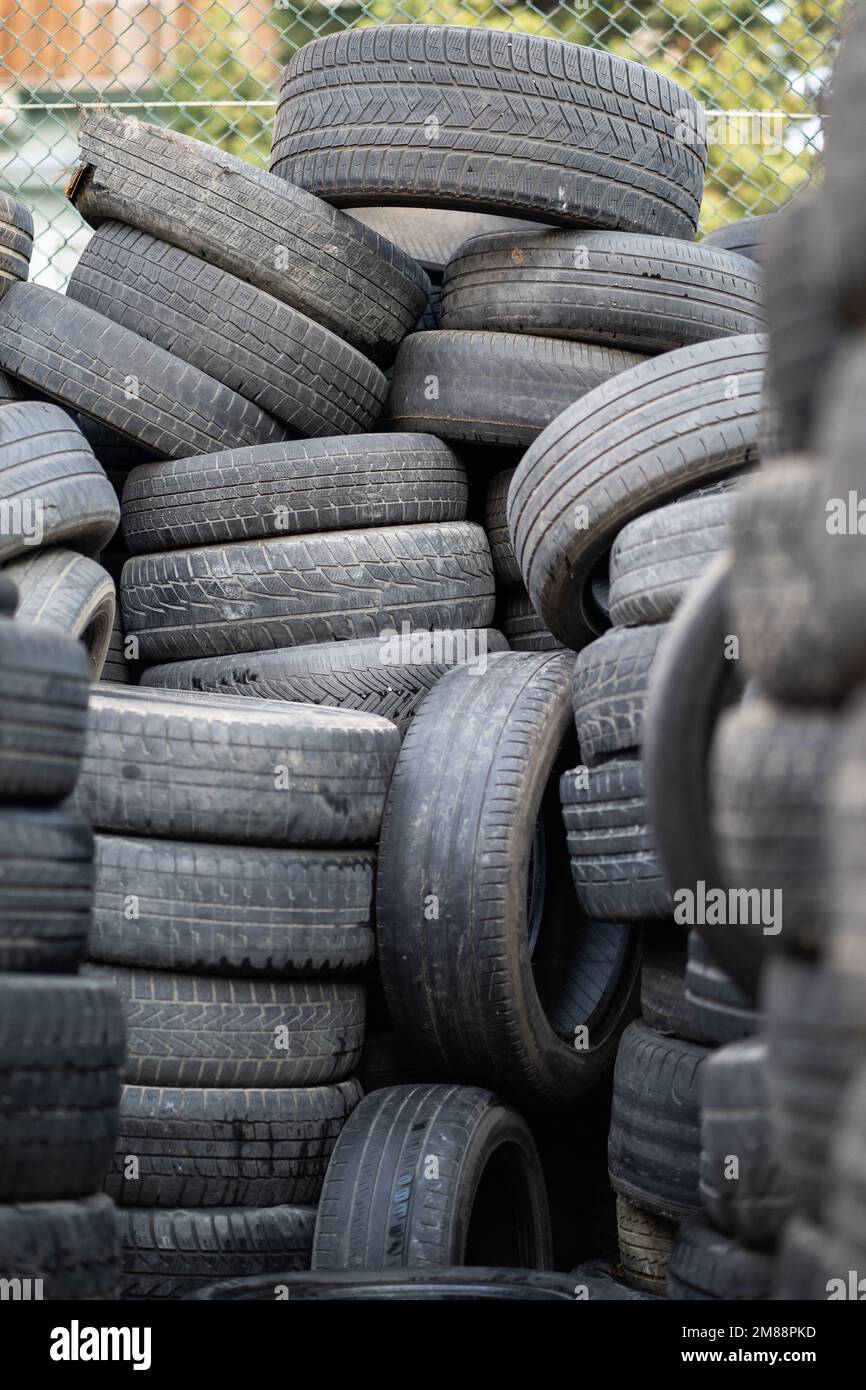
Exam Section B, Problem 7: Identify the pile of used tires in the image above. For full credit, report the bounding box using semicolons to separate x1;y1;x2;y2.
0;17;862;1303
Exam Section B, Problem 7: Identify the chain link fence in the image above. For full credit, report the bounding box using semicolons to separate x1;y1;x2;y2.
0;0;844;288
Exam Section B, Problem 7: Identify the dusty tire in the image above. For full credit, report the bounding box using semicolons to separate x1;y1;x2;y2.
120;433;466;553
348;206;544;274
616;1197;675;1296
711;698;835;956
139;629;508;735
0;620;90;801
608;1020;709;1222
69;111;429;364
685;933;759;1045
0;1196;119;1300
86;962;365;1089
6;547;115;678
0;807;93;973
441;231;763;350
560;759;672;922
499;589;565;653
67;222;388;436
484;469;521;586
0;400;119;562
120;521;495;662
570;624;665;764
73;686;400;847
639;927;699;1042
667;1219;773;1299
508;335;764;648
701;213;774;263
272;27;705;239
608;492;734;627
386;330;645;447
91;835;375;976
0;191;33;293
105;1080;362;1208
311;1084;552;1270
764;957;866;1219
0;284;290;459
699;1038;791;1247
0;976;124;1202
377;654;640;1106
119;1203;316;1300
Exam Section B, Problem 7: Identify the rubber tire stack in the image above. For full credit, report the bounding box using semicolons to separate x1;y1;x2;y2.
76;684;401;1299
0;589;124;1299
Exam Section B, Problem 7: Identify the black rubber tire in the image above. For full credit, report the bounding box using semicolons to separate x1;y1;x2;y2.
272;27;705;239
643;557;760;998
0;619;90;801
91;835;375;976
499;588;565;652
106;1080;362;1208
764;957;866;1219
0;975;124;1202
86;962;365;1089
560;759;672;922
349;207;544;274
73;685;399;848
311;1083;552;1270
119;1203;316;1300
639;926;700;1042
191;1266;589;1301
0;1196;119;1301
608;1020;710;1222
700;213;775;263
608;492;734;627
728;460;854;703
711;698;835;956
120;520;495;662
67;222;388;436
120;433;467;554
6;546;115;678
484;469;521;586
699;1037;792;1248
508;334;765;648
0;190;33;294
684;933;759;1045
616;1196;675;1297
139;629;509;736
0;807;93;973
69;111;430;364
0;400;119;562
386;330;646;447
441;231;763;350
571;624;665;765
377;654;640;1106
0;284;291;459
761;193;840;455
101;605;137;683
667;1219;774;1300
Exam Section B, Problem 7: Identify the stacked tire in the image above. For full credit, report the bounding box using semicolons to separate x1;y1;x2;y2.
75;684;401;1298
0;591;124;1299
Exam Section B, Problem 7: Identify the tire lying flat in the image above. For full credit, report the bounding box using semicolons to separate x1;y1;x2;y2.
0;620;90;802
0;807;93;973
120;521;495;662
271;27;706;240
120;433;467;553
441;231;763;350
73;686;400;847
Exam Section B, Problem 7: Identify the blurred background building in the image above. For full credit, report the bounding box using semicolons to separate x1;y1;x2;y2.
0;0;844;286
